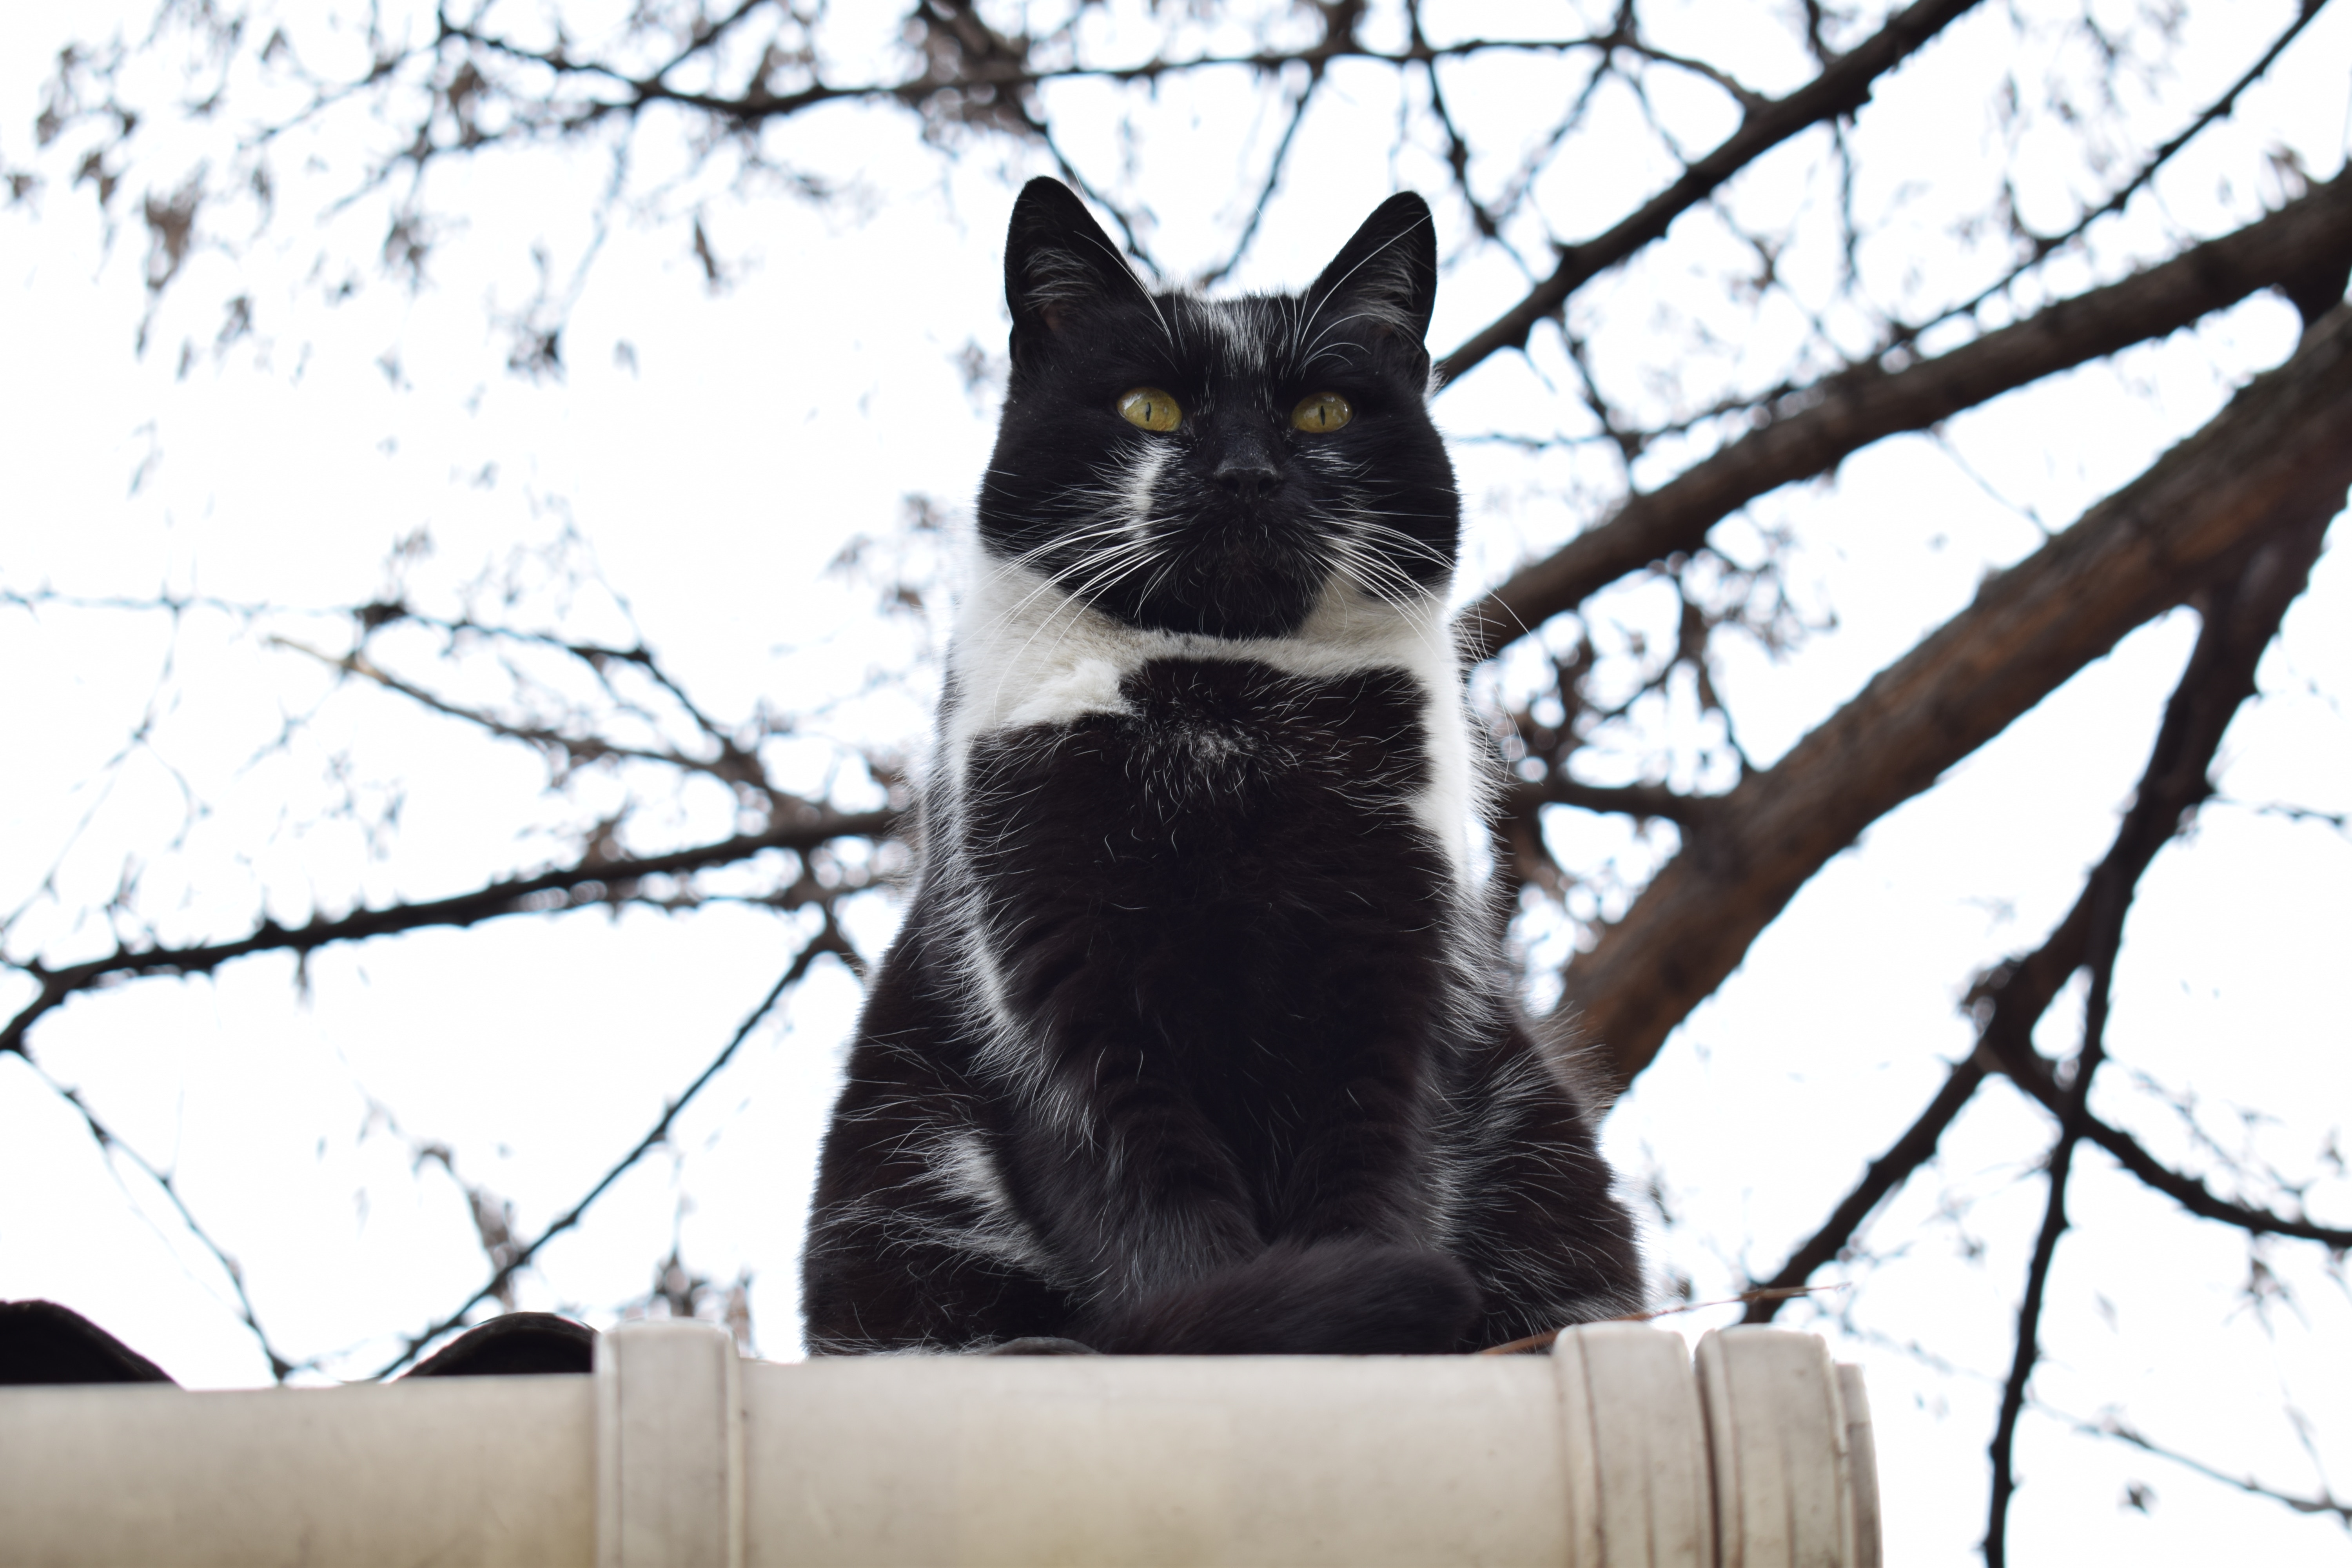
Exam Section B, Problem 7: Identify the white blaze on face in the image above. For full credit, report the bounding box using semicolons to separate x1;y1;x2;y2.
1118;441;1168;547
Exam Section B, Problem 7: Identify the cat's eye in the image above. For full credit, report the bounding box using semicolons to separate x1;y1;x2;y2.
1118;387;1183;432
1290;392;1353;433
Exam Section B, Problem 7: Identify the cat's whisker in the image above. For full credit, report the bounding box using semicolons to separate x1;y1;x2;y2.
1003;530;1166;664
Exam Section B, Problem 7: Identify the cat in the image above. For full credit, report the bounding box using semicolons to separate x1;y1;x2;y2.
800;178;1643;1354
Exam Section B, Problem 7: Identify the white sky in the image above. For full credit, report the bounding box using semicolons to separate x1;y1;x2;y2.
3;2;2350;1563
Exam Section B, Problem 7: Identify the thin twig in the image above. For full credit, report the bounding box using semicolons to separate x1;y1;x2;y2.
1196;69;1322;290
1456;171;2352;662
1432;0;1988;385
15;1058;298;1381
368;920;850;1378
2040;1403;2352;1528
1903;0;2335;354
1984;936;2112;1565
1741;1059;1989;1323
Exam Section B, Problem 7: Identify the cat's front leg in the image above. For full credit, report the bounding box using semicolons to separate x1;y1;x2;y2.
1270;1053;1446;1245
996;1020;1264;1310
999;1054;1479;1355
990;1015;1480;1355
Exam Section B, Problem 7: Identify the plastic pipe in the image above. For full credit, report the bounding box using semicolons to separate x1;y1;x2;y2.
0;1321;1878;1567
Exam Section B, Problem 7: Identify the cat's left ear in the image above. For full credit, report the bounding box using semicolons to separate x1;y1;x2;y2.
1005;178;1148;366
1303;192;1438;354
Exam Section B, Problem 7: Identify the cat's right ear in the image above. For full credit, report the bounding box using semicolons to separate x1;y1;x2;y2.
1005;178;1143;367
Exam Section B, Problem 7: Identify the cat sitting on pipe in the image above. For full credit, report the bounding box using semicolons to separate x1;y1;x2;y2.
801;180;1643;1354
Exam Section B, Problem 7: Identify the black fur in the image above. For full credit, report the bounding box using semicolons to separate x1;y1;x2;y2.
801;180;1642;1354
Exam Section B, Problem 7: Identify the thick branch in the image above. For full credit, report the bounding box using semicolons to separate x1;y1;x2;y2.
1743;448;2342;1330
1458;169;2352;660
1432;0;1986;386
0;809;898;1060
1557;303;2352;1091
1504;776;1717;825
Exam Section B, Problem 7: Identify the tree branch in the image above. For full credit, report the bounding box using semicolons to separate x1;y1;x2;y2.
1921;0;2336;347
1557;302;2352;1091
1990;781;2143;1562
369;917;850;1377
0;809;899;1060
1975;510;2351;1252
2048;1406;2352;1528
420;17;1688;133
1195;67;1322;290
1985;1105;2091;1566
1504;775;1719;825
15;1058;299;1381
1744;466;2343;1347
1431;0;1987;387
1738;1058;1988;1323
1458;169;2352;660
1988;1062;2352;1249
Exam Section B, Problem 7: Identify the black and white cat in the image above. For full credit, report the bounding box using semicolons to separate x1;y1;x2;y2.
801;179;1642;1354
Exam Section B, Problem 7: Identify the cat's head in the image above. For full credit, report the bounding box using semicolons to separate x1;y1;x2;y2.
978;178;1459;641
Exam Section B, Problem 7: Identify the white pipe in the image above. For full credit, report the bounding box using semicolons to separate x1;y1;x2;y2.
0;1322;1878;1567
0;1373;595;1566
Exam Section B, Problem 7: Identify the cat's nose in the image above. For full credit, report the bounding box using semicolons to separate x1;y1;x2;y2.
1213;452;1283;500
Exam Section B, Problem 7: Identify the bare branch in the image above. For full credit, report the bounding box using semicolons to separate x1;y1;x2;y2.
1991;808;2141;1562
1557;302;2352;1091
15;1059;297;1381
1918;0;2336;349
1988;1074;2352;1250
1985;1112;2092;1566
1196;68;1323;290
1431;0;1987;387
1739;1059;1989;1323
0;809;899;1061
1504;776;1717;825
370;916;852;1378
1458;170;2352;660
2049;1407;2352;1528
414;14;1674;140
1970;512;2352;1252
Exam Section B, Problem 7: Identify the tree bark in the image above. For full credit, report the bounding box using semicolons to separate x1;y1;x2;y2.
1558;302;2352;1090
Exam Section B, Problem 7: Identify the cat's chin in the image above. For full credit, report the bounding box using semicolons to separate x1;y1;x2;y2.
1106;541;1332;640
1113;580;1323;640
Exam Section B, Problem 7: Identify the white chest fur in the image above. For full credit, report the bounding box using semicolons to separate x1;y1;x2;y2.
936;551;1486;885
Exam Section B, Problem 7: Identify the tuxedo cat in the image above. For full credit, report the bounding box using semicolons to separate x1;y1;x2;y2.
801;179;1642;1354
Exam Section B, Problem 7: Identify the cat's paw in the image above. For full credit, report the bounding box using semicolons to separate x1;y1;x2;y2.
1085;1239;1480;1355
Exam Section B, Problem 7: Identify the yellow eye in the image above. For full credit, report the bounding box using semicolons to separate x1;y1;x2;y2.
1118;387;1182;432
1290;391;1353;433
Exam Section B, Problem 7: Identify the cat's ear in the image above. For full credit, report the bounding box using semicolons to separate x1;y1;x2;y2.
1005;178;1145;361
1303;192;1438;351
